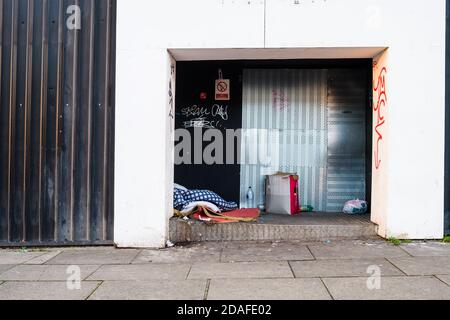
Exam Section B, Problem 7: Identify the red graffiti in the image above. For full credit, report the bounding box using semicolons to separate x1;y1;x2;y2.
272;90;290;111
373;67;387;170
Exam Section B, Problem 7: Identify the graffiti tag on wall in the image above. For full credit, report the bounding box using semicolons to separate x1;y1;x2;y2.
373;67;387;170
168;63;175;121
272;90;290;111
180;104;229;129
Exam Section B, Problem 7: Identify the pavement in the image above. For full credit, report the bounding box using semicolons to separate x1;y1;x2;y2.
0;240;449;300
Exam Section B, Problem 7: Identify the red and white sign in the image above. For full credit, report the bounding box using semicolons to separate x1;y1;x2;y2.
215;79;230;101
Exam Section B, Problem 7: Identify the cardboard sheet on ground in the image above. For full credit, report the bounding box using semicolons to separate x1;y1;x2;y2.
192;207;260;224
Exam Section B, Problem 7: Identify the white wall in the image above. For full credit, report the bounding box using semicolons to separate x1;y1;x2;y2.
372;50;389;237
115;0;446;247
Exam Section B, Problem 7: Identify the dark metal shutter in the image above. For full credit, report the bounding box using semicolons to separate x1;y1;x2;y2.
326;69;369;212
0;0;116;246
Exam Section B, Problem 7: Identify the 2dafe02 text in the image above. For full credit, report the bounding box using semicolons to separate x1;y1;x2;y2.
177;304;272;318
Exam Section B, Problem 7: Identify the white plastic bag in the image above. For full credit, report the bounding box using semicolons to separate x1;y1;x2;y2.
343;200;368;214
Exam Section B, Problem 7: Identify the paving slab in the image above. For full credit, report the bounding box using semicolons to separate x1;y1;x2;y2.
323;276;450;300
89;280;207;300
0;281;100;300
46;249;140;265
0;265;100;281
87;264;191;281
290;259;403;278
308;241;409;260
0;251;47;265
400;242;450;257
188;262;293;280
436;275;450;286
221;242;313;262
208;278;331;300
388;256;450;276
133;243;221;264
25;251;62;265
0;265;14;274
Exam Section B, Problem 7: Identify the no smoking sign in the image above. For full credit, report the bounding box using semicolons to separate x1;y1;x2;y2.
215;79;230;101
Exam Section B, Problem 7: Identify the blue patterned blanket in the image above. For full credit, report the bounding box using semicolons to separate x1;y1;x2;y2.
174;187;238;212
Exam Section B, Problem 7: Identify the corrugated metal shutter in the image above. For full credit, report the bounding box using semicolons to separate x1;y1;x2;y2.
326;69;367;212
241;69;328;211
241;68;367;213
0;0;116;246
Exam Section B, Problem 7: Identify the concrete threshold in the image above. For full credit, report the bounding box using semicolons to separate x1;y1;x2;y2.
170;213;379;242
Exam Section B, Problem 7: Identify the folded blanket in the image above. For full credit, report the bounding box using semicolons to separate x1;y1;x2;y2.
174;186;238;212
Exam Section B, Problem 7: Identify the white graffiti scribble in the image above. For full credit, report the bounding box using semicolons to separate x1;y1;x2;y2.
183;118;219;129
181;105;210;118
211;104;229;121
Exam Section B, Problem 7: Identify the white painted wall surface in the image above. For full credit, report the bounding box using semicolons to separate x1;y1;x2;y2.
115;0;446;247
372;50;389;237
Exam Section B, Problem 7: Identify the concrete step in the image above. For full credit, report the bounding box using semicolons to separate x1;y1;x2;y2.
170;213;379;243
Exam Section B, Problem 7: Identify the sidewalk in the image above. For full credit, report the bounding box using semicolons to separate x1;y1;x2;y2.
0;240;449;300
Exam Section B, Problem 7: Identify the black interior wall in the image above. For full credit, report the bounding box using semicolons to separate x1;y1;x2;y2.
175;59;373;207
175;62;243;203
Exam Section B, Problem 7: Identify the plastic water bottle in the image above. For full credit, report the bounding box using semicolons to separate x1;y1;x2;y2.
246;187;254;208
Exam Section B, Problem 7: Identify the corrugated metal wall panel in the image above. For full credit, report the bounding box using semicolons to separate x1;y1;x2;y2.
0;0;116;246
241;68;368;213
241;69;328;211
326;69;367;212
